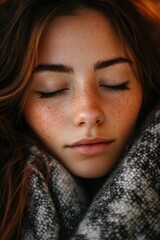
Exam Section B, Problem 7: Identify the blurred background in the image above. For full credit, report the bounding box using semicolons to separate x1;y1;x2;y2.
132;0;160;53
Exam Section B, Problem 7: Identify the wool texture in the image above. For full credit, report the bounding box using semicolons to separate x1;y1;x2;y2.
21;107;160;240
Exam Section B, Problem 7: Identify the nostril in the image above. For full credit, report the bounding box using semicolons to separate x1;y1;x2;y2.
96;119;101;124
79;121;86;126
73;111;104;127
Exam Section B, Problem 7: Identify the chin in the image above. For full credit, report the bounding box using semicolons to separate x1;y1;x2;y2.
72;166;113;179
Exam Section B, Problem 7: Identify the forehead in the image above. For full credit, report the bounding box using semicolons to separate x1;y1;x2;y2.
38;8;127;66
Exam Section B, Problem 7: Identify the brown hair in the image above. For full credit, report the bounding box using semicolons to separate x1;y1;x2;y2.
0;0;160;238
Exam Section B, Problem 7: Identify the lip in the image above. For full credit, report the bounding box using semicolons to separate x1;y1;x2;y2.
66;137;115;156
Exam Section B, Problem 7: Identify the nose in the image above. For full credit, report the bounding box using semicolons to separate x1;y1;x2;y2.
73;91;105;127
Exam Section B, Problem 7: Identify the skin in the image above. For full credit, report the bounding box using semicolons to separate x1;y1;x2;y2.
24;9;143;178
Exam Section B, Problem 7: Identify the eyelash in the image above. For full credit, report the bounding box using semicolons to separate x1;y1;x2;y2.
101;82;129;91
38;83;129;99
38;89;68;98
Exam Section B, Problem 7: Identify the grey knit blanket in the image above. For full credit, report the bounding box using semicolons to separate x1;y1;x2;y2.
21;107;160;240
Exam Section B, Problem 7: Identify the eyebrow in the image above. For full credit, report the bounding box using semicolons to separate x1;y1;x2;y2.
34;57;132;74
34;64;73;73
94;57;132;71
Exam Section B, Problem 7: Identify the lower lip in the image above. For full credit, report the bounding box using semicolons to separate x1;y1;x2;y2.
68;142;113;156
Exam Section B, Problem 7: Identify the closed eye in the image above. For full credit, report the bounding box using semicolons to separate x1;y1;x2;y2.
37;89;68;98
101;82;129;91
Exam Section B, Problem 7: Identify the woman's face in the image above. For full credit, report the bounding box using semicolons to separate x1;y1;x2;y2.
24;9;143;178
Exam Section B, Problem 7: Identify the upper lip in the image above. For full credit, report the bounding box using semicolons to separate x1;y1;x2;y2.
67;137;115;147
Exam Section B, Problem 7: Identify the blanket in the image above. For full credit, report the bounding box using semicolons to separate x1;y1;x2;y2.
21;107;160;240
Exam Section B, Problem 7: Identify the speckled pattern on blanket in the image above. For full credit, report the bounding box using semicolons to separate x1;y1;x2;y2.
21;107;160;240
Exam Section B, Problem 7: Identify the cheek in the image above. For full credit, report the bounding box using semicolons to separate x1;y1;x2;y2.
108;92;142;133
23;101;67;140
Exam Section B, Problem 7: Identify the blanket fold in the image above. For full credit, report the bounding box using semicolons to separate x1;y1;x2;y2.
73;107;160;240
22;107;160;240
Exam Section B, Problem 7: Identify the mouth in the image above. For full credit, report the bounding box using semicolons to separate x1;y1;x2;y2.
66;138;115;156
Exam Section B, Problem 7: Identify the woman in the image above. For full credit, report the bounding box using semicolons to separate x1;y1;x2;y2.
0;0;160;239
